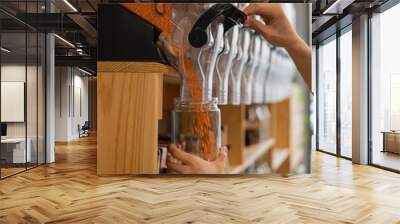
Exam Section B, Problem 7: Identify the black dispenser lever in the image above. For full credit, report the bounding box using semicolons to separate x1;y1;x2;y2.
188;3;247;48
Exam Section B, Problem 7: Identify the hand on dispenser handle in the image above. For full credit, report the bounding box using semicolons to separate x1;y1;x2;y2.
167;144;227;174
244;4;299;49
243;3;312;88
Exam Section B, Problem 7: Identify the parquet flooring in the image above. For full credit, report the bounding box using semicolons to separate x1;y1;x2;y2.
1;135;400;223
1;167;26;178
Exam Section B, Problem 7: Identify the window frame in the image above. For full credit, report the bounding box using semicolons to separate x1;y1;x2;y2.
0;0;48;180
315;23;353;160
367;0;400;173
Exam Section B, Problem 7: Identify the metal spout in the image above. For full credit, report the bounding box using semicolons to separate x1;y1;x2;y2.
241;33;261;105
215;25;239;104
230;28;250;105
253;41;271;104
203;23;224;102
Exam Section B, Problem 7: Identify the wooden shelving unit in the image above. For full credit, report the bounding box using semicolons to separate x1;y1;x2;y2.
96;2;308;176
97;62;307;176
244;120;260;131
221;85;308;175
229;138;275;174
270;149;289;173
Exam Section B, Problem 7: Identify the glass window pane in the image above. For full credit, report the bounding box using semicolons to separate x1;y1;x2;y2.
340;29;352;158
318;37;337;154
371;3;400;171
27;30;38;169
26;0;39;169
1;0;46;179
1;29;28;177
38;32;45;165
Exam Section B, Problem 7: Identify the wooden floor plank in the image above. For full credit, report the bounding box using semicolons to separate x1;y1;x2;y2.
0;135;400;223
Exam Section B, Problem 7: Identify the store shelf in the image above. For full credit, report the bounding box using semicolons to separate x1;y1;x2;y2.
290;147;305;171
244;120;260;131
229;138;275;174
163;74;180;84
271;149;289;172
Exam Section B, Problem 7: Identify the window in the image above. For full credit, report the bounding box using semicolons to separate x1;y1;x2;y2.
370;3;400;171
317;36;337;154
0;1;47;179
339;28;352;158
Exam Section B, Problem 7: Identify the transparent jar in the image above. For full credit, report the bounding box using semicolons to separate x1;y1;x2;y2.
172;97;221;161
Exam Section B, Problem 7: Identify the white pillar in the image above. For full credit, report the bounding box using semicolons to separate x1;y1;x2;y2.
352;14;369;164
46;32;55;163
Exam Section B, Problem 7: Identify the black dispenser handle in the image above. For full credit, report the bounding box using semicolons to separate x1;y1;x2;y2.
188;3;247;48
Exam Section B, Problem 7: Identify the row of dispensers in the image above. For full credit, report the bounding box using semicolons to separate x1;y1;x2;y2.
149;3;298;105
159;3;297;105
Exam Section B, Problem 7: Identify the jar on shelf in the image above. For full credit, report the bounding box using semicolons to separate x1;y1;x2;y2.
172;97;221;161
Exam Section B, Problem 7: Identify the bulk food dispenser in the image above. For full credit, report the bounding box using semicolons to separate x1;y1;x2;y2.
97;3;311;175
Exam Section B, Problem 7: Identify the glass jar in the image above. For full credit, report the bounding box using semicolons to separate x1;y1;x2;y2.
172;97;221;161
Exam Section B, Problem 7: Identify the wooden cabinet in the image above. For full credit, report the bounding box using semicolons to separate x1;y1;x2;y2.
97;62;177;175
382;132;400;154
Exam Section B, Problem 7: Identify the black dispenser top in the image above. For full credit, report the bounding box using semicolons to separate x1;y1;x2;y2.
188;3;247;48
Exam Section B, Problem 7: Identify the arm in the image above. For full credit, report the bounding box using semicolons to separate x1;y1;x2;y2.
286;38;312;88
167;144;227;174
243;3;311;88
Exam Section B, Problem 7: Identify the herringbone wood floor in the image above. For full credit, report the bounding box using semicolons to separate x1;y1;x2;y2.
1;135;400;223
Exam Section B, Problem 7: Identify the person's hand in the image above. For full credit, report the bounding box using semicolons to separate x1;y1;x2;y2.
243;3;301;50
243;3;312;88
167;144;228;174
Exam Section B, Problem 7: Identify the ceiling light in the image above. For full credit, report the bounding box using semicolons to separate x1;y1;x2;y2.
1;47;11;53
76;48;86;56
63;0;78;12
54;34;75;48
78;67;93;76
323;0;354;15
323;0;342;14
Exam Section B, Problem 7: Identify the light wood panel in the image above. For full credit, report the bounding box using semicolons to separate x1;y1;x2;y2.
162;82;180;111
96;61;178;175
97;62;178;175
269;99;290;149
269;99;291;175
98;61;176;75
88;77;97;132
97;71;162;175
1;135;400;223
220;105;245;166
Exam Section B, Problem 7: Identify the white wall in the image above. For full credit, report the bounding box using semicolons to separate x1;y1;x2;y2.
55;67;69;141
1;65;34;138
1;64;26;81
54;67;89;141
1;63;46;164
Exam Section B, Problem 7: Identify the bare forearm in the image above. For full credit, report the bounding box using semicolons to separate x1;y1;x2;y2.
286;37;312;89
